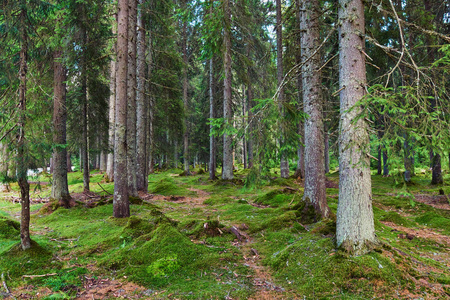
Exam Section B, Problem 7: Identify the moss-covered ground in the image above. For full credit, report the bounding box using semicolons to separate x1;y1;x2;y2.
0;168;449;299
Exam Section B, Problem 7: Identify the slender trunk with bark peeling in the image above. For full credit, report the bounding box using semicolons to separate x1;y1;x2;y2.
18;3;31;250
301;0;330;219
222;0;233;180
209;57;216;180
51;51;71;207
277;0;289;179
114;0;130;218
136;1;148;192
336;0;377;255
127;0;138;197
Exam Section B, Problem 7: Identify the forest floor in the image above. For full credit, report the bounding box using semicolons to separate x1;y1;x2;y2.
0;167;449;299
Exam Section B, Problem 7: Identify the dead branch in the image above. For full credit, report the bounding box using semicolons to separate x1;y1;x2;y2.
97;183;112;195
22;273;57;279
1;273;9;294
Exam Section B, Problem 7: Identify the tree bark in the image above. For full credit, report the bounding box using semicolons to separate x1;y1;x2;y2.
114;0;130;218
431;152;443;184
336;0;377;255
51;51;71;207
383;149;389;176
301;0;330;219
182;5;191;175
277;0;289;179
146;19;154;175
127;0;138;197
209;57;216;180
106;23;117;182
222;0;233;180
18;3;31;250
81;28;90;192
136;0;148;192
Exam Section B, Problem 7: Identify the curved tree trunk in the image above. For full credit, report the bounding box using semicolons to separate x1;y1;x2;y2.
301;0;330;220
336;0;377;255
114;0;130;218
51;51;71;207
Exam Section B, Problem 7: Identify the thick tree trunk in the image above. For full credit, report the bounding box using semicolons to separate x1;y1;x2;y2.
222;0;233;180
336;0;377;255
403;136;414;182
136;1;148;192
114;0;130;218
51;51;71;207
277;0;289;179
301;0;330;219
209;57;216;180
18;4;31;250
127;0;138;197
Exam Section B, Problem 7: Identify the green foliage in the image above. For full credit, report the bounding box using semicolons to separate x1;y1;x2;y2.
146;255;180;278
44;268;88;292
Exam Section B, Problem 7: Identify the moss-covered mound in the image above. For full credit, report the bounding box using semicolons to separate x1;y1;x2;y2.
0;216;20;239
254;188;301;207
380;211;415;227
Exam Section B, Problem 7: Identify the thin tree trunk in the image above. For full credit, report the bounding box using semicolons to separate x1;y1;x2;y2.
377;145;382;175
336;0;377;255
18;3;31;250
431;152;443;184
403;136;414;182
67;152;72;173
136;0;148;192
81;29;90;192
114;0;130;218
182;7;190;175
51;51;71;207
106;25;116;182
277;0;289;179
127;0;138;197
301;0;330;219
209;57;216;180
294;1;304;179
0;143;11;192
222;0;233;180
247;84;254;169
383;149;389;176
146;20;154;175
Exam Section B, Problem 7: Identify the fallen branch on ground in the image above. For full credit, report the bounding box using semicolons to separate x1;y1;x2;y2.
22;273;57;279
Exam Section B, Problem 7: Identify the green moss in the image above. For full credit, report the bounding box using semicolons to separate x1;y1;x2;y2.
256;211;298;232
415;212;450;234
380;211;415;227
0;216;20;239
254;188;301;207
203;195;234;205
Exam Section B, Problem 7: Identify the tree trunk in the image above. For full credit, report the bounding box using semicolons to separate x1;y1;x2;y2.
51;51;71;207
403;136;414;182
209;57;216;180
136;0;148;192
383;149;389;176
18;4;31;250
0;143;11;192
336;0;377;255
301;0;330;219
81;29;90;192
114;0;130;218
377;145;382;175
67;152;72;173
324;129;330;174
106;25;116;182
277;0;289;179
222;0;233;180
431;152;443;184
127;0;138;197
182;7;191;176
146;21;154;175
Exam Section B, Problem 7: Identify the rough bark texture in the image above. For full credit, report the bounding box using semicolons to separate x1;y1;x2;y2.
18;4;31;250
209;57;216;180
147;29;154;175
247;84;254;169
51;51;71;207
136;1;148;192
336;0;377;255
294;0;304;180
403;137;414;182
106;24;117;182
222;0;233;180
377;146;382;175
127;0;138;197
277;0;289;179
114;0;130;218
301;0;330;219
